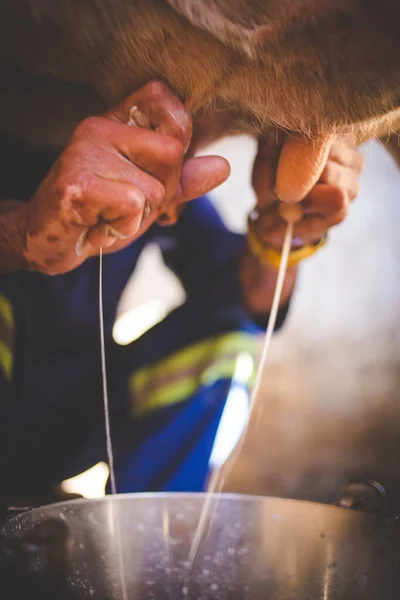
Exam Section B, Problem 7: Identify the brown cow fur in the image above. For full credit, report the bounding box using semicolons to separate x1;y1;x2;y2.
0;0;399;155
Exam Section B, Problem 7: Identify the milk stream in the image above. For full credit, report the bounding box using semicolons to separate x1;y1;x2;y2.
99;247;117;495
99;248;128;600
189;222;294;564
99;219;294;585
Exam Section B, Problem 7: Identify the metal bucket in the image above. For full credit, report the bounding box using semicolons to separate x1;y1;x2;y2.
2;493;400;599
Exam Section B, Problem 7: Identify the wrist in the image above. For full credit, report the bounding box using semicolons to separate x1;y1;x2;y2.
0;200;30;272
239;246;297;316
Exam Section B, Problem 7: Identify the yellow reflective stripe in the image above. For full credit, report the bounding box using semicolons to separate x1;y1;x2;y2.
0;340;13;381
0;294;14;381
0;294;13;329
133;332;256;394
201;357;255;388
134;378;199;418
131;332;257;418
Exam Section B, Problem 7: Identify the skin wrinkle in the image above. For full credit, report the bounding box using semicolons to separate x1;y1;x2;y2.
11;81;224;274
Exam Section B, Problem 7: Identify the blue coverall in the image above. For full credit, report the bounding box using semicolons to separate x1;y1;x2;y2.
0;141;289;494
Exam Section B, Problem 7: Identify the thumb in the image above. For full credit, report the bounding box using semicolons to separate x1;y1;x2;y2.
173;155;231;204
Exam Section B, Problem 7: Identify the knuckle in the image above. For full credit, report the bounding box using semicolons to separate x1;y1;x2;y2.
331;206;348;226
125;187;145;213
329;140;340;157
162;137;184;165
58;146;92;189
144;80;169;99
176;107;192;139
63;140;94;164
306;217;323;235
150;179;166;206
321;162;337;184
182;106;192;131
356;153;365;173
331;185;348;211
351;181;360;200
170;111;192;149
74;116;105;140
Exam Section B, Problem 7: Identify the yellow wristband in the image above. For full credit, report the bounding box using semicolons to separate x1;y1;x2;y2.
247;218;327;269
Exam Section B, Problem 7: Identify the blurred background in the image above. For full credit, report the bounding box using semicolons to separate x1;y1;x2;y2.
63;136;400;514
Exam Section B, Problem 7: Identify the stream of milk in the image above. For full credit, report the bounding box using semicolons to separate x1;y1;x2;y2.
99;213;293;592
189;222;294;563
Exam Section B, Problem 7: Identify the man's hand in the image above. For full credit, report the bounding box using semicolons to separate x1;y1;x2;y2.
239;134;364;317
5;81;230;275
251;134;364;249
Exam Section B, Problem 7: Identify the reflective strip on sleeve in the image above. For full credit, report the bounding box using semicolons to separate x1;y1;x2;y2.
0;294;14;381
130;332;257;418
0;294;14;329
0;341;13;381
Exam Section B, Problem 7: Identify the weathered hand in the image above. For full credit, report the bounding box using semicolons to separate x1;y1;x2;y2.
251;134;364;250
22;81;230;274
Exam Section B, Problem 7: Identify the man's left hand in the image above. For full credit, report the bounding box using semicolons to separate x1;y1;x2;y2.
251;134;364;250
239;134;365;318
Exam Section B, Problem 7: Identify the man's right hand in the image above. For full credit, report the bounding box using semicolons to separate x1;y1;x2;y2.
6;81;229;275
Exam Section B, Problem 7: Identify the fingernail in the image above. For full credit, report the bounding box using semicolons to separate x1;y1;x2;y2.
128;105;148;128
75;228;89;257
139;203;151;229
106;225;128;240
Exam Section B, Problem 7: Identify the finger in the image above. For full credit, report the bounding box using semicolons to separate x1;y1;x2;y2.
99;169;165;219
109;201;154;239
293;215;335;241
106;80;192;151
108;123;183;203
86;207;151;248
319;162;361;201
74;119;184;193
87;223;119;249
259;188;349;248
172;155;231;205
67;176;161;247
302;184;349;218
260;217;327;249
251;134;283;210
288;187;350;241
257;217;288;250
329;138;365;172
257;207;281;236
67;141;169;212
276;134;334;203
